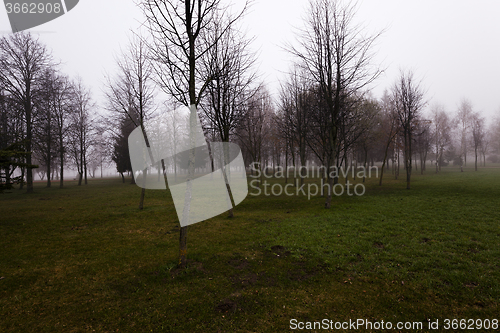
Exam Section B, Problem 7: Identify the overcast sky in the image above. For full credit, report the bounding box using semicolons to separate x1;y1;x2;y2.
1;0;499;121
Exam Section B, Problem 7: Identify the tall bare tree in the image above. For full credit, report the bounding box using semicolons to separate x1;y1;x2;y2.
52;75;75;188
104;34;156;209
288;0;382;208
278;67;314;186
33;68;62;188
68;79;94;186
142;0;248;267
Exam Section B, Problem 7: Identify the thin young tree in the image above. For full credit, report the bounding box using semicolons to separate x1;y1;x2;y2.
456;99;473;168
470;112;485;171
142;0;249;268
104;34;155;209
479;133;489;167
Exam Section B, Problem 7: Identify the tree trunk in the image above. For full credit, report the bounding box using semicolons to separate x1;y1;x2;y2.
59;138;64;188
379;140;391;186
46;138;51;188
325;156;334;209
325;173;333;209
19;166;25;190
5;166;10;189
157;161;161;182
84;158;88;185
179;225;188;268
363;147;367;183
139;167;147;210
475;148;478;171
406;131;412;190
395;149;399;180
26;95;33;193
284;143;288;184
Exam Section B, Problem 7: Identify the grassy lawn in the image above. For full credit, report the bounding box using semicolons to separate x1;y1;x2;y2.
1;167;499;332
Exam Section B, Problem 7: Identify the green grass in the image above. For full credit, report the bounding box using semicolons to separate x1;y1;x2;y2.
1;167;499;332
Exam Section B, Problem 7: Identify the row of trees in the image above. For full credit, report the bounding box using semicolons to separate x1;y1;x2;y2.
0;33;107;192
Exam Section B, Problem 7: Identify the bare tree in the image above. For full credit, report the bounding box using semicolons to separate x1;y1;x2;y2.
237;86;273;185
414;118;431;174
470;112;485;171
33;68;62;188
275;85;295;184
430;103;451;173
104;34;156;209
200;13;257;142
378;90;398;185
52;75;75;188
68;79;95;186
392;69;425;189
351;96;380;182
142;0;249;268
0;32;54;193
278;66;314;186
88;131;111;178
490;112;500;160
480;132;489;167
456;99;473;169
288;0;382;208
199;12;258;217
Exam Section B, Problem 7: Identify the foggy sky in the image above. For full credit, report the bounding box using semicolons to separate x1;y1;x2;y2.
1;0;499;121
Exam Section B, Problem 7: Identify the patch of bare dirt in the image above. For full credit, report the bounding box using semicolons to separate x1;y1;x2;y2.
227;258;250;270
215;299;237;313
268;245;291;258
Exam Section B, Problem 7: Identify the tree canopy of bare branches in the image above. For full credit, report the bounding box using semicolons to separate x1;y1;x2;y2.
392;69;426;189
287;0;382;207
0;32;54;193
141;0;250;268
